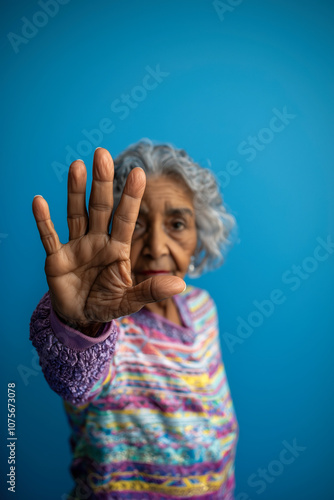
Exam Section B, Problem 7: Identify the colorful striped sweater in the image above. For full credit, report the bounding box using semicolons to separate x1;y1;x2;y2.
30;285;239;499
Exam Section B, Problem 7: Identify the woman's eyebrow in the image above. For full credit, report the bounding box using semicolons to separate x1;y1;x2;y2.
165;208;194;217
137;207;194;217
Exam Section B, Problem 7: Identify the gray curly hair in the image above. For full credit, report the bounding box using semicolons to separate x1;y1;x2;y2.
113;138;237;277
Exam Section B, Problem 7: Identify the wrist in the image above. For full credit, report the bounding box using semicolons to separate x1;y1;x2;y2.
54;311;105;338
77;322;105;338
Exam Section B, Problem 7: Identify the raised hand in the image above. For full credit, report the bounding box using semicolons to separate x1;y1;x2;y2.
32;148;186;334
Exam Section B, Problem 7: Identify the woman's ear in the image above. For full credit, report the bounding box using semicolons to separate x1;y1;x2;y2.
188;255;196;273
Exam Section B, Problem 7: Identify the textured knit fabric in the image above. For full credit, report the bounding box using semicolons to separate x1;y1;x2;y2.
30;285;238;499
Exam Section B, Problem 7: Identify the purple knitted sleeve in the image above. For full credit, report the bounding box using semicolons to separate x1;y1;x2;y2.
29;292;119;405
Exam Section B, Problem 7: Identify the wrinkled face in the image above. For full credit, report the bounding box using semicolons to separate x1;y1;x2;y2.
130;175;198;285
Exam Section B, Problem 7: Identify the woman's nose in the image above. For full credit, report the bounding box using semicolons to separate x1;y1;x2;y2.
143;223;169;259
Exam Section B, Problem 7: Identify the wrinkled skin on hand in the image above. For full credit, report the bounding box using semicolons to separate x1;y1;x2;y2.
32;148;186;334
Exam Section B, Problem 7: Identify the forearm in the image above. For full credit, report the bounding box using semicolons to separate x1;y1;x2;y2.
29;291;119;405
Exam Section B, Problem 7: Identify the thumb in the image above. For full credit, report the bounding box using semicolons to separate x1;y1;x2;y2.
125;275;186;313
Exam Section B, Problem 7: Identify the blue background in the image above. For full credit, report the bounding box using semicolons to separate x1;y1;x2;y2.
1;0;333;498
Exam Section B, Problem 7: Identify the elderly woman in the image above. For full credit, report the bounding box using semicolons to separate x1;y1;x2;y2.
30;140;239;499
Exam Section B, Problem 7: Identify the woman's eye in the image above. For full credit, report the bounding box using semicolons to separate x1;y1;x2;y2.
172;220;185;230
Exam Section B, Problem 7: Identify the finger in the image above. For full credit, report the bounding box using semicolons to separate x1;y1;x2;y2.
67;160;88;240
110;167;146;251
88;148;114;235
124;275;186;313
32;195;62;256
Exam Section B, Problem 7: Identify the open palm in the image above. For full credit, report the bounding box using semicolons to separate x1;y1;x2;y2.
32;148;185;333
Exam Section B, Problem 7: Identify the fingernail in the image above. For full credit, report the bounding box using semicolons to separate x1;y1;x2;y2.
33;195;43;199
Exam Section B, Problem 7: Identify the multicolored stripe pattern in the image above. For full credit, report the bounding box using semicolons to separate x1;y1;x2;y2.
64;286;239;499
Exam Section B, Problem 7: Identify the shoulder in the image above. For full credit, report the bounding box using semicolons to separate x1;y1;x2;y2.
181;284;215;305
181;285;218;321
